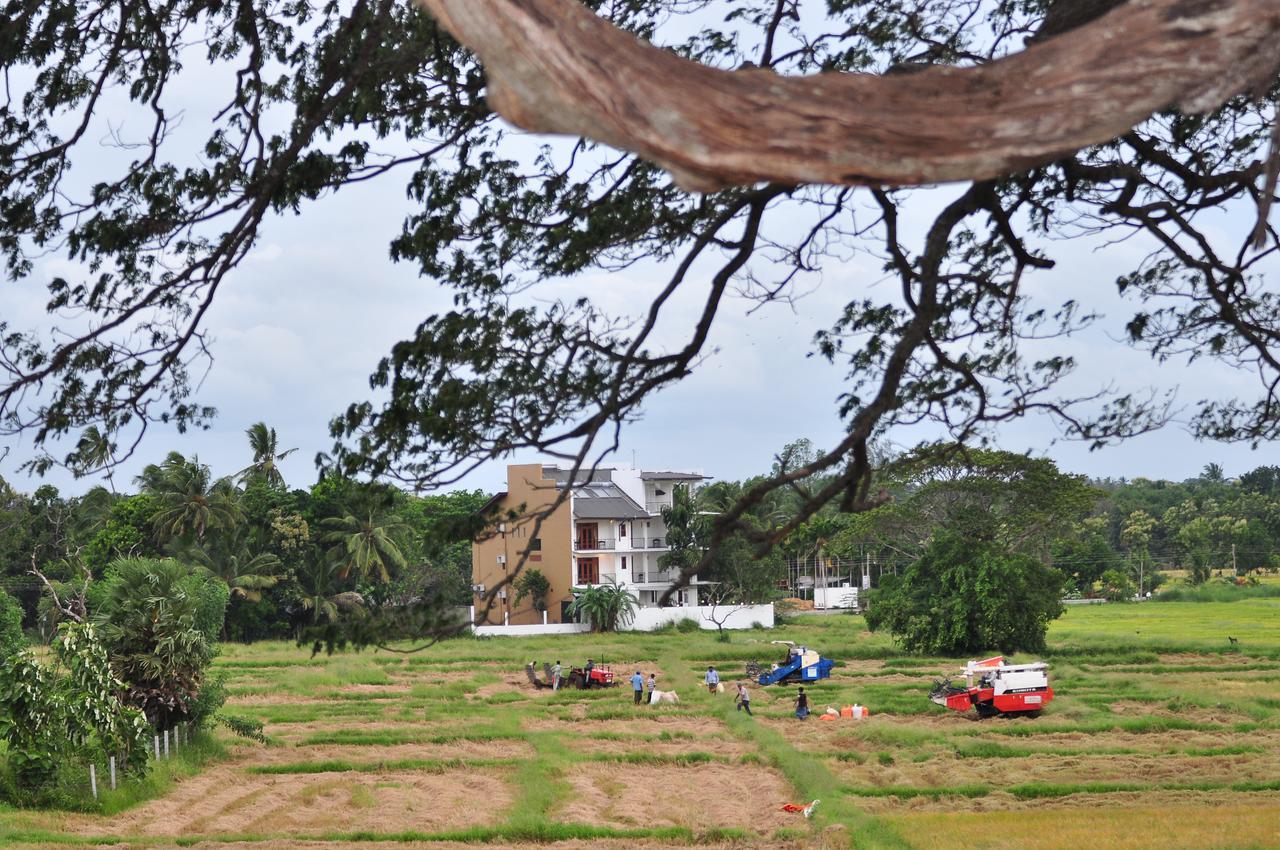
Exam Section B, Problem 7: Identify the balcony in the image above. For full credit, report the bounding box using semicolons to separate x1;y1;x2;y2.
574;537;615;551
645;500;673;515
634;570;678;585
632;536;665;549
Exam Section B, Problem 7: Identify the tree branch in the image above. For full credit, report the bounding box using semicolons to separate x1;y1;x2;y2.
415;0;1280;191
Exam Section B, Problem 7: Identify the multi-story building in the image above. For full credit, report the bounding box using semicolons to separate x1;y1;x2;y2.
471;463;708;625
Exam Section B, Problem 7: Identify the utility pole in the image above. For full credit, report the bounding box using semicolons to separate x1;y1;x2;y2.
1232;543;1238;576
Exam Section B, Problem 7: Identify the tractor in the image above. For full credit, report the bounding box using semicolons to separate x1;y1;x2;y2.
930;656;1054;718
746;641;835;686
564;663;617;689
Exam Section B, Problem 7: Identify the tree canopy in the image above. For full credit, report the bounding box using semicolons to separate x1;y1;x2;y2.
0;0;1277;614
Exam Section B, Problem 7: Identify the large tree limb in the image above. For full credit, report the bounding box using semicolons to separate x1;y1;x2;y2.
415;0;1280;191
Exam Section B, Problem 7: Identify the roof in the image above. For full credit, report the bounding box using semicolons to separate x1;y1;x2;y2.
542;465;613;488
640;471;707;481
571;482;649;519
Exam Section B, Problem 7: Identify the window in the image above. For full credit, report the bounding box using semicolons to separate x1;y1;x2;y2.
530;537;542;552
621;556;628;570
577;558;600;584
619;523;627;538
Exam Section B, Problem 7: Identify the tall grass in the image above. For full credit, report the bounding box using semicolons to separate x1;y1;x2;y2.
1155;583;1280;603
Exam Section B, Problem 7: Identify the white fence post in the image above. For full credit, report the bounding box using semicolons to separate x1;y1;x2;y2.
109;756;116;791
154;735;160;760
542;610;548;625
163;729;170;759
89;764;97;800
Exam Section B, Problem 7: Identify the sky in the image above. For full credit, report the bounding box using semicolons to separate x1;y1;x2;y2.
2;7;1278;498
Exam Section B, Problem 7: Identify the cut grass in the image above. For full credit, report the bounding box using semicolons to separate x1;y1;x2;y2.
246;757;516;774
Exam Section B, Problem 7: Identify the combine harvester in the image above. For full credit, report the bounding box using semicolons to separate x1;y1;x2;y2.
930;656;1054;718
748;641;835;686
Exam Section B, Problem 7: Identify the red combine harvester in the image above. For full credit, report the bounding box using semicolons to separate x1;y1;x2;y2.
930;656;1053;718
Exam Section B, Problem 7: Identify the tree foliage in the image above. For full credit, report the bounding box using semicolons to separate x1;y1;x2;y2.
89;558;229;727
0;1;1275;625
0;622;150;805
0;588;24;655
865;531;1065;655
513;568;551;613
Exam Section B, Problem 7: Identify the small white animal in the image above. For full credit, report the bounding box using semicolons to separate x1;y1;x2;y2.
650;689;681;704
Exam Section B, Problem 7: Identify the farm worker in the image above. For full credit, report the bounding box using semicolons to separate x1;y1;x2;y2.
551;660;562;691
736;683;753;716
646;673;656;703
631;670;645;704
795;687;810;720
585;658;595;678
706;666;720;694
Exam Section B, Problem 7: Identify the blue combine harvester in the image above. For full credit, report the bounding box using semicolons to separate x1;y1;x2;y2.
750;641;835;686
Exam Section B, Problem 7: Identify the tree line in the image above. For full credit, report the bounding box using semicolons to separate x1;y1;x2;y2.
0;423;487;643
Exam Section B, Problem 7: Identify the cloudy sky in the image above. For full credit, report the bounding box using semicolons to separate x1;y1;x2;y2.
2;10;1277;497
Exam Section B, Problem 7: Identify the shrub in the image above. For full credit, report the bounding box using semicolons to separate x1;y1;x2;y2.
566;579;638;632
675;618;701;633
1099;569;1135;603
90;558;229;727
0;622;150;806
0;588;24;655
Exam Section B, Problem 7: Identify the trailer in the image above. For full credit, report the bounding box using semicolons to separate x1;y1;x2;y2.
930;656;1053;717
747;641;835;686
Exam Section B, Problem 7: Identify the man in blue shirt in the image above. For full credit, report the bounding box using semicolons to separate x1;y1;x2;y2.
631;670;645;704
705;666;720;694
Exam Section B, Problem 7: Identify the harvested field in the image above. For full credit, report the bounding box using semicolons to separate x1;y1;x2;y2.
84;768;508;837
837;749;1280;789
6;602;1280;850
558;763;794;832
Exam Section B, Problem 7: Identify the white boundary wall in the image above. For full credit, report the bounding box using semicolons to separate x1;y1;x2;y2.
469;604;774;636
473;622;592;637
813;586;858;610
622;604;774;632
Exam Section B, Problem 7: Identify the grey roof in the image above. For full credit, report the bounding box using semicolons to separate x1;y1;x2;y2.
571;483;649;519
543;465;613;488
640;471;707;481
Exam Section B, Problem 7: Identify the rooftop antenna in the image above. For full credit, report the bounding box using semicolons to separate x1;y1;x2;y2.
631;449;637;468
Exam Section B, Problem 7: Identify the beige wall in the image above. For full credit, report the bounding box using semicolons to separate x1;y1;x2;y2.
471;464;574;625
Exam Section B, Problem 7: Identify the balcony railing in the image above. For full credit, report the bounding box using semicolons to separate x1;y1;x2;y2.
574;538;615;551
635;571;677;584
645;500;672;515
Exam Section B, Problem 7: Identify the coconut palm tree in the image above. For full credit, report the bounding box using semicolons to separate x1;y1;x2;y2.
174;527;280;640
238;422;297;488
70;425;119;492
175;527;281;603
139;452;243;542
320;510;409;583
294;558;364;626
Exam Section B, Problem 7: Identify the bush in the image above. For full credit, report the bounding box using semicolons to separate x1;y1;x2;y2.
675;618;701;633
90;558;229;727
0;588;25;655
1099;569;1135;602
0;622;150;807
